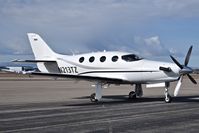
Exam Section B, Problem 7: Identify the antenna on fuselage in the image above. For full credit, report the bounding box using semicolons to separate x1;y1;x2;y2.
69;49;81;56
69;49;76;56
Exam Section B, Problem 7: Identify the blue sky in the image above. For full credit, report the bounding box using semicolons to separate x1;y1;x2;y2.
0;0;199;66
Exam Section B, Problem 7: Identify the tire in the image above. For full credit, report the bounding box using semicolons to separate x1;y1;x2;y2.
129;91;136;99
90;93;98;102
165;95;172;103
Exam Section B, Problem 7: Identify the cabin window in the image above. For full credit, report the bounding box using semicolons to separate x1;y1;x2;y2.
89;56;95;63
100;56;106;62
112;56;118;62
79;57;84;63
121;54;142;62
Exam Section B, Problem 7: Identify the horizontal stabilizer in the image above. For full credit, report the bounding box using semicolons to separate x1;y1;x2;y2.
13;59;56;63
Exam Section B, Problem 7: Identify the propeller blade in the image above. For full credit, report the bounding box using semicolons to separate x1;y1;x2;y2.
170;55;183;69
184;46;193;66
187;74;197;84
174;76;183;97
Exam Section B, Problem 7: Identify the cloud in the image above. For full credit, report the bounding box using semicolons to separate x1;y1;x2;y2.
2;0;199;25
0;0;199;58
145;36;160;47
6;41;29;55
0;37;30;55
133;36;170;56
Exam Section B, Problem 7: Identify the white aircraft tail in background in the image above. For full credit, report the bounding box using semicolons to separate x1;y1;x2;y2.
14;33;199;103
0;66;36;74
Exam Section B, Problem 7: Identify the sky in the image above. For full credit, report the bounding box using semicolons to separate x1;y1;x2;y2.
0;0;199;66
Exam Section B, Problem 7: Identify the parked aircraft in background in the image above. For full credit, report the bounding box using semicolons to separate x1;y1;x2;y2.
0;66;37;74
14;33;199;103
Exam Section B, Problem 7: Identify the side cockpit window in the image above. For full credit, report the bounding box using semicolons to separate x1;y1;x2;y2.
121;54;142;62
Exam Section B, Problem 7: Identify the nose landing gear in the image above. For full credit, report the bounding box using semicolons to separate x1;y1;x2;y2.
164;82;172;103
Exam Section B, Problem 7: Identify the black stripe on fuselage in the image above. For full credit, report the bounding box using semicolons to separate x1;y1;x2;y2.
79;70;159;75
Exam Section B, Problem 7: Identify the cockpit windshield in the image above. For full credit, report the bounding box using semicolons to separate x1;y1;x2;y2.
121;54;143;62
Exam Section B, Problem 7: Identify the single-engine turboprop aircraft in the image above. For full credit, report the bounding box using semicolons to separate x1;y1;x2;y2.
14;33;199;103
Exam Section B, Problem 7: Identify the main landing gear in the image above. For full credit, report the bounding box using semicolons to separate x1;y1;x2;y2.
129;91;136;99
129;84;143;100
90;82;102;102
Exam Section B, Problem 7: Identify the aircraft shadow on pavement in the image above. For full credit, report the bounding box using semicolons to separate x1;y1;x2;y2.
67;95;199;106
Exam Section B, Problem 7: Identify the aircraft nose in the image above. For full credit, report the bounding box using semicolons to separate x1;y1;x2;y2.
180;66;193;75
171;64;181;75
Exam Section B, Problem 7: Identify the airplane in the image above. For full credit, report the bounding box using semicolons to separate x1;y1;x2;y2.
14;33;199;103
0;66;37;74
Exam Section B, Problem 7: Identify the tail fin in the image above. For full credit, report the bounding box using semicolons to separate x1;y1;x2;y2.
27;33;56;59
27;33;60;73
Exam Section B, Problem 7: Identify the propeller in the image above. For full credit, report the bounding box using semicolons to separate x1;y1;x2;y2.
173;76;183;97
170;46;197;96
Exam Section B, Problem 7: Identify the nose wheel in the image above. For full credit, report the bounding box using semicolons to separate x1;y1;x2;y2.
165;94;172;103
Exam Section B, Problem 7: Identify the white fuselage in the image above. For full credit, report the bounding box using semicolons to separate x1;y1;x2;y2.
38;51;180;84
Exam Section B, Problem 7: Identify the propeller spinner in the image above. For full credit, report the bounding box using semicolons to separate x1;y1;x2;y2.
170;46;197;96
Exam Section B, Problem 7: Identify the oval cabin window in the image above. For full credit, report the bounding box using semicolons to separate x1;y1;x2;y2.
89;56;95;63
112;56;118;62
79;57;84;63
100;56;106;62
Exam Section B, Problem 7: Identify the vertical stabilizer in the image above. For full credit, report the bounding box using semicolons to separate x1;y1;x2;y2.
27;33;59;73
27;33;56;59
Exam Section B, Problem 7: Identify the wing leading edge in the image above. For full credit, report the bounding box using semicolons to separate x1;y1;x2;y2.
32;72;128;84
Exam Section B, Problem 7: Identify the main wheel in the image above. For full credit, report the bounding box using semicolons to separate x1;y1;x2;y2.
129;91;136;99
90;93;98;102
165;94;172;103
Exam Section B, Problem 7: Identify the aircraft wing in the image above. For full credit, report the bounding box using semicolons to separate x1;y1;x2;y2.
31;72;128;84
